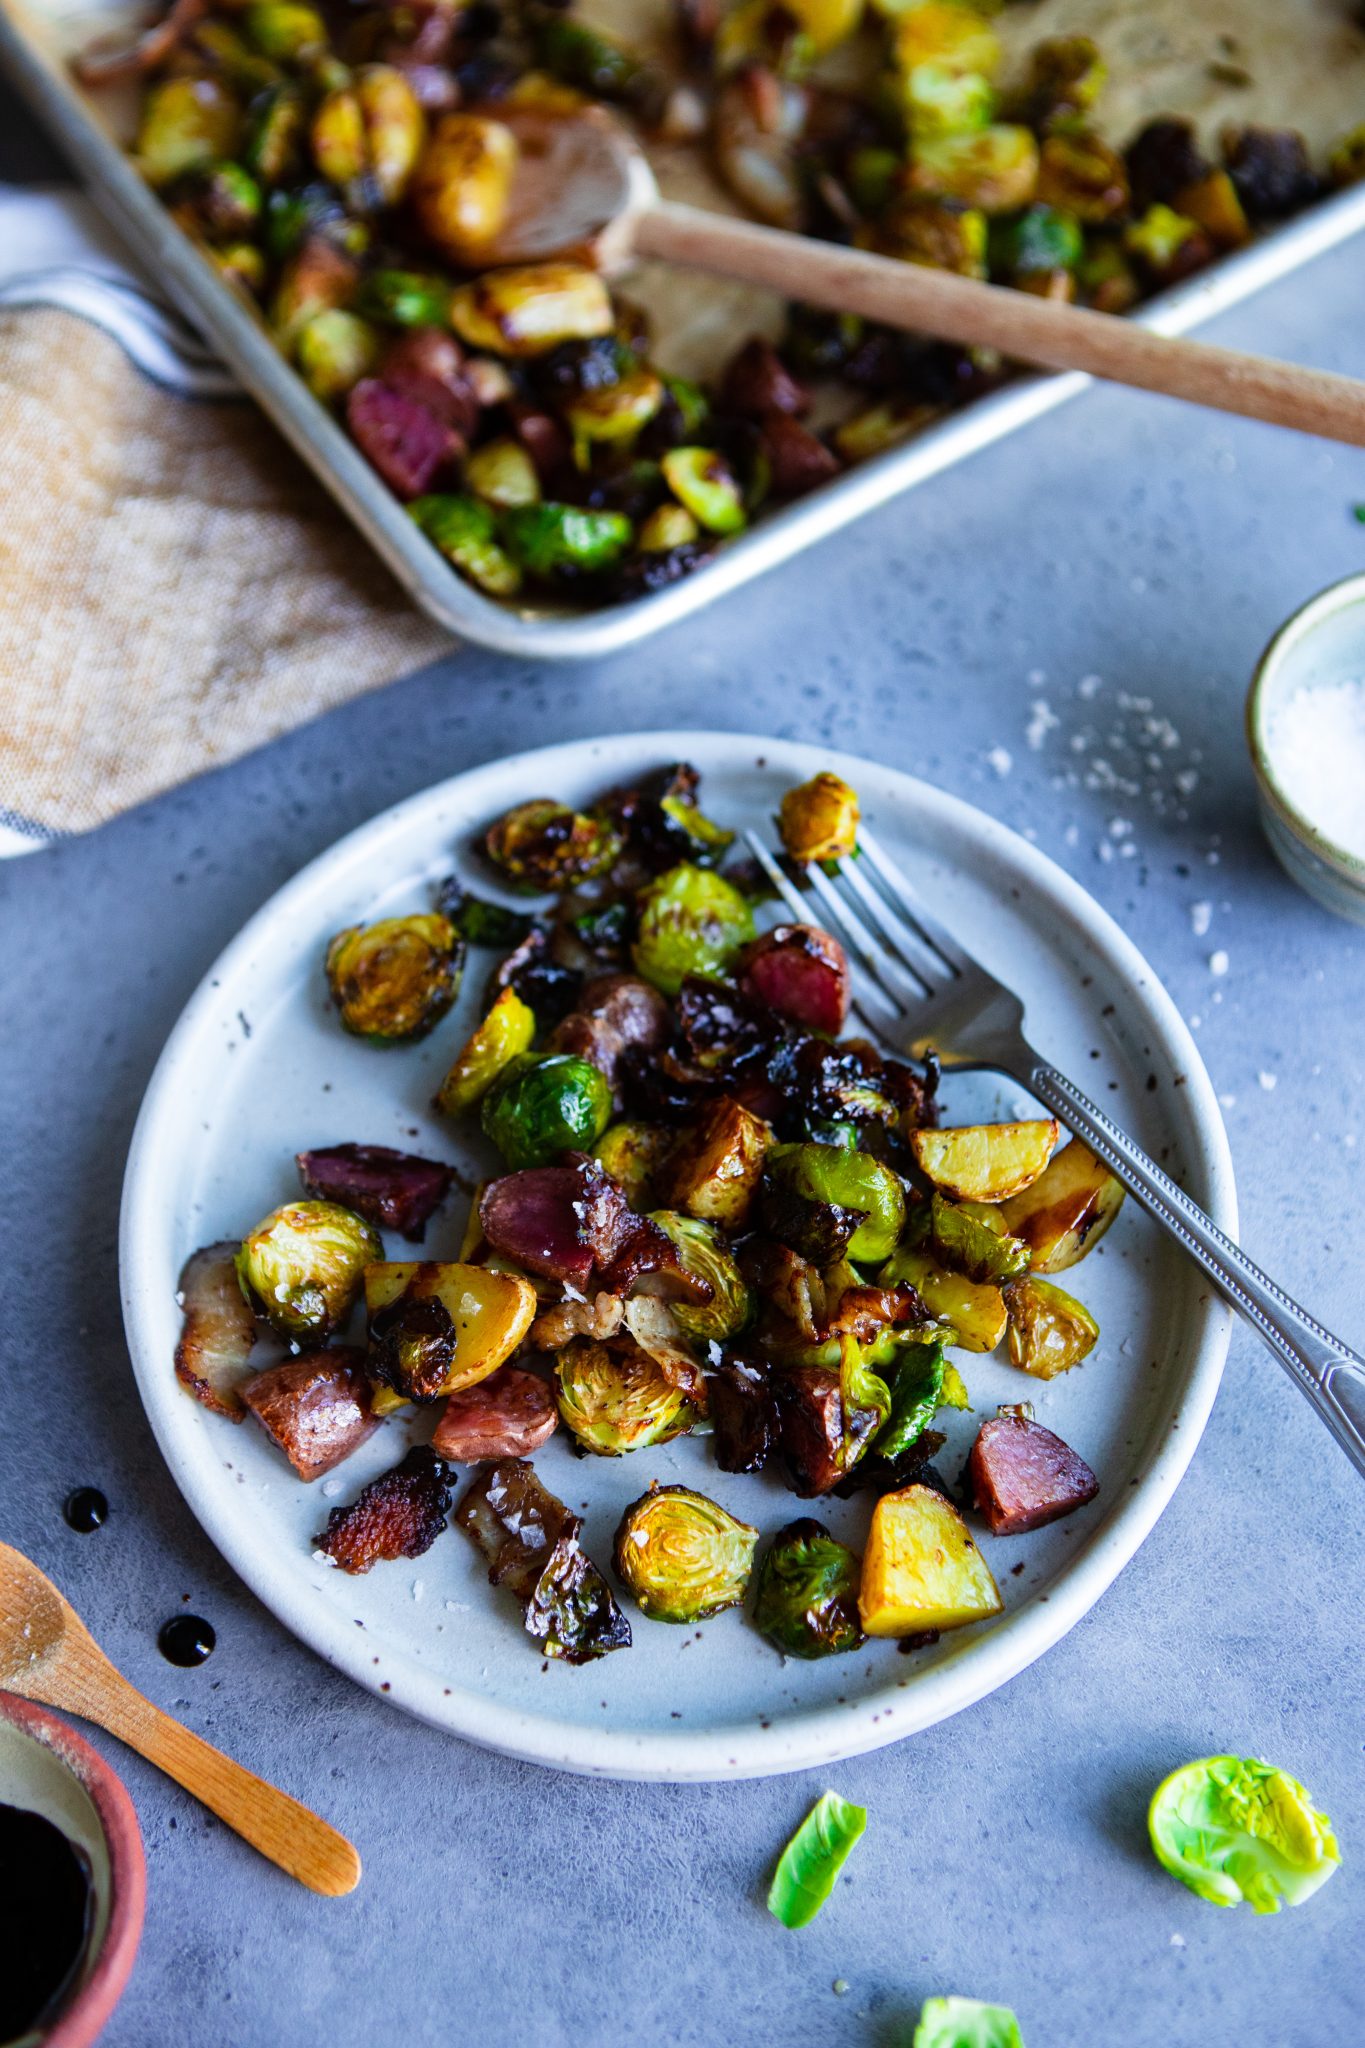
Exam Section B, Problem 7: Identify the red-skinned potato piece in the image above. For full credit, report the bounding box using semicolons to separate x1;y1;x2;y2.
296;1142;455;1242
739;924;849;1035
379;328;480;440
174;1240;258;1419
549;973;671;1096
431;1365;558;1462
479;1156;709;1301
968;1414;1099;1536
346;378;463;499
241;1347;379;1480
721;337;810;418
760;413;840;499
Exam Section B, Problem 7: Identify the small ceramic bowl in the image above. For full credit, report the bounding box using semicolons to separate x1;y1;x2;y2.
1247;572;1365;925
0;1692;145;2046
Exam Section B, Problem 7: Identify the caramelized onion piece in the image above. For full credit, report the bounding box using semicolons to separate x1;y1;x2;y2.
174;1240;258;1420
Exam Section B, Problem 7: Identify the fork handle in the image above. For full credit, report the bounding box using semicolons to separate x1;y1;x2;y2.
1021;1056;1365;1479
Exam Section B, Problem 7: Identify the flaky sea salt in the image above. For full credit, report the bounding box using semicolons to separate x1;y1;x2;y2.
1264;676;1365;859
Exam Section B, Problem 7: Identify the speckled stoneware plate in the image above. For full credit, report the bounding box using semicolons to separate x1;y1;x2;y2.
120;733;1236;1781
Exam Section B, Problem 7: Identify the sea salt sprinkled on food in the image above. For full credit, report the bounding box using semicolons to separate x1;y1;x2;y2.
1264;676;1365;859
1209;950;1229;976
1259;1070;1278;1091
1190;901;1212;936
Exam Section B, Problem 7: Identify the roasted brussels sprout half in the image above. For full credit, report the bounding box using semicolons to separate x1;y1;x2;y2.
880;1245;1006;1352
1015;31;1106;130
1035;132;1129;223
613;1485;758;1622
296;308;379;400
503;503;634;579
1003;1274;1098;1378
435;985;536;1118
1148;1756;1340;1914
448;262;614;358
464;437;542;510
436;883;533;950
456;1458;630;1662
753;1518;864;1659
632;862;756;995
778;772;859;864
637;503;701;554
766;1141;906;1264
593;1120;674;1210
650;1213;754;1342
1175;168;1250;251
565;368;664;456
1123;203;1210;283
660;447;746;535
236;1199;380;1344
908;126;1039;213
408;495;522;598
410;111;517;265
324;911;462;1043
481;1053;613;1169
900;64;994;142
555;1341;699;1455
136;75;241;188
486;798;624;892
916;1191;1029;1284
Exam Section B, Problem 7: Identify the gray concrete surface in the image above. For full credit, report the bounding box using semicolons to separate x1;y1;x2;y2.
2;95;1363;2048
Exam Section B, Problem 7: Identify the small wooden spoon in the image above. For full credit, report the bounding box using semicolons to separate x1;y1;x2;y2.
483;107;1365;449
0;1542;360;1897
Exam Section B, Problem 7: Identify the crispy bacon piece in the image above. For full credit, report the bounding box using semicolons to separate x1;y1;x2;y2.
740;924;849;1036
317;1445;453;1574
346;379;462;500
479;1155;710;1303
774;1366;880;1497
431;1366;558;1462
174;1241;257;1420
968;1415;1099;1536
73;0;206;84
242;1347;378;1480
549;973;670;1096
296;1143;455;1242
709;1355;780;1473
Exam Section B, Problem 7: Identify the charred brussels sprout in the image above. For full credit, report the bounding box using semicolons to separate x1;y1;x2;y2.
408;495;522;598
593;1121;673;1209
179;160;262;240
137;76;241;188
1003;1275;1098;1378
613;1485;757;1621
660;447;746;535
435;985;536;1118
767;1142;906;1264
457;1458;630;1662
753;1518;864;1659
502;503;634;579
1148;1756;1340;1914
778;772;859;863
324;911;462;1042
243;83;305;187
296;308;379;400
565;368;664;458
448;262;614;358
632;862;755;995
556;1341;699;1455
236;1199;380;1343
650;1213;753;1342
486;798;625;891
917;1191;1029;1284
481;1053;613;1168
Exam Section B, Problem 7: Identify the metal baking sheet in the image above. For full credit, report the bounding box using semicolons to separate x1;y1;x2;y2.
5;0;1365;659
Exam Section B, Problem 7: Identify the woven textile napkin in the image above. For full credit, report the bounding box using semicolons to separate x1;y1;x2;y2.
0;188;448;854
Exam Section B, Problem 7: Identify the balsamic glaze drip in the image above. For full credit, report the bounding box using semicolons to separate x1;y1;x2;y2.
158;1615;216;1668
62;1487;108;1534
0;1803;93;2042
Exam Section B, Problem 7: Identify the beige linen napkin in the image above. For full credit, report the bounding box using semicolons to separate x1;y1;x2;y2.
0;303;449;850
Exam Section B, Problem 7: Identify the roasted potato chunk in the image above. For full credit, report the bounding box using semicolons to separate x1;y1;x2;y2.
859;1483;1002;1636
363;1260;537;1403
910;1119;1058;1203
968;1413;1098;1535
880;1246;1006;1352
998;1137;1124;1271
659;1094;769;1228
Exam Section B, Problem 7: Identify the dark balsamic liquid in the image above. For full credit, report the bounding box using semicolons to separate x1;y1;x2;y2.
158;1615;216;1667
62;1487;108;1533
0;1803;93;2042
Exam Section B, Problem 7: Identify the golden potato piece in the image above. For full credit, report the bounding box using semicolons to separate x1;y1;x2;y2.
999;1137;1125;1272
362;1260;536;1408
884;1247;1006;1353
910;1119;1059;1203
859;1483;1003;1637
659;1094;769;1229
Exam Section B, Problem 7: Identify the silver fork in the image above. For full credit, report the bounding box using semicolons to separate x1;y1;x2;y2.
745;823;1365;1480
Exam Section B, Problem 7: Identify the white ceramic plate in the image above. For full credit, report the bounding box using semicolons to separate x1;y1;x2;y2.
120;734;1235;1781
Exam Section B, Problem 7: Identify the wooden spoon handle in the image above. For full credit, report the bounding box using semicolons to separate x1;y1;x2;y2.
632;199;1365;448
54;1659;360;1897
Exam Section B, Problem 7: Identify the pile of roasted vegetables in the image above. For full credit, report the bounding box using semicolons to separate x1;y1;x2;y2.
78;0;1365;608
174;764;1131;1667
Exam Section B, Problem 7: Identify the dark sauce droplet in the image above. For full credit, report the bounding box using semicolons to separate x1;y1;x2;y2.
158;1615;216;1667
63;1487;108;1533
0;1803;93;2040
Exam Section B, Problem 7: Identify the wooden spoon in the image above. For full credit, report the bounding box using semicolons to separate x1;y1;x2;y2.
483;107;1365;449
0;1542;360;1897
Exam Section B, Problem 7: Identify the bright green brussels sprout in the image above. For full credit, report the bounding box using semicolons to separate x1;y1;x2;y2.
631;862;755;996
912;1191;1030;1284
296;308;379;400
243;1;326;64
464;438;541;511
136;76;242;189
180;160;262;239
236;1199;380;1342
1148;1756;1340;1914
408;496;522;599
876;1337;948;1458
660;447;746;535
481;1053;613;1169
753;1518;864;1659
533;13;641;98
556;1342;699;1456
324;912;462;1043
243;83;307;186
912;1996;1024;2048
486;798;624;892
355;268;453;327
768;1141;906;1264
613;1484;757;1621
502;503;634;579
650;1212;753;1343
989;203;1083;277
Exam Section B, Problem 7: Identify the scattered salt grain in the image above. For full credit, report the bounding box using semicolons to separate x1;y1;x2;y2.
1258;1070;1278;1092
987;746;1013;777
321;1478;344;1498
1219;1093;1237;1110
1209;950;1229;977
1078;673;1103;699
1170;1933;1186;1950
1190;901;1212;937
1263;676;1365;859
1026;699;1058;749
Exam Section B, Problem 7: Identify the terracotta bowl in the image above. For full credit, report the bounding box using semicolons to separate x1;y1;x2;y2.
0;1691;145;2045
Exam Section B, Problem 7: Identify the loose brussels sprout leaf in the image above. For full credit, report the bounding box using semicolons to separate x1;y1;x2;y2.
913;1996;1025;2048
767;1142;906;1264
767;1790;867;1929
236;1200;380;1344
875;1337;947;1459
486;797;624;892
632;863;756;996
1003;1275;1098;1378
364;1260;538;1401
456;1459;630;1662
924;1192;1029;1284
657;792;735;861
435;986;537;1118
880;1247;1006;1353
753;1519;864;1660
409;495;522;598
910;1120;1059;1203
613;1484;757;1622
651;1213;753;1342
660;447;746;535
838;1333;891;1448
593;1121;673;1210
859;1482;1002;1636
778;772;859;864
481;1052;613;1169
324;912;463;1043
660;1093;769;1228
556;1341;698;1455
449;261;613;357
503;503;634;579
1148;1756;1340;1914
998;1137;1124;1271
